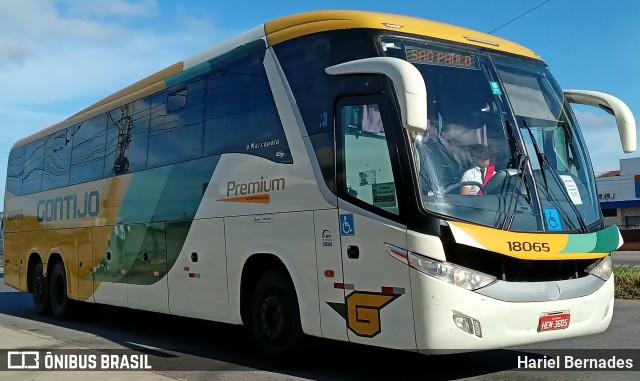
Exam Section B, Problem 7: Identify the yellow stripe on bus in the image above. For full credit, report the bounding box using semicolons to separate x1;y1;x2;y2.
265;10;540;60
449;221;608;260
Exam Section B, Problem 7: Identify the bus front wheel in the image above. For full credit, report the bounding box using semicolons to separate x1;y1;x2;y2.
50;262;73;319
251;269;303;357
32;261;51;316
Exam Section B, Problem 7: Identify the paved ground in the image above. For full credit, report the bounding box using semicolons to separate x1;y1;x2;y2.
0;266;176;380
612;251;640;266
0;328;178;381
1;288;638;381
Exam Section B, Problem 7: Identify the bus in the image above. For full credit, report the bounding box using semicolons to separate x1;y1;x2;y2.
3;10;636;355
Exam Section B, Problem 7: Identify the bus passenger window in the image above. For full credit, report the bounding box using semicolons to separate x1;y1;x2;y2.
104;98;150;177
148;79;204;167
6;145;26;196
22;138;46;194
203;50;290;163
69;114;107;185
42;128;72;190
340;104;398;215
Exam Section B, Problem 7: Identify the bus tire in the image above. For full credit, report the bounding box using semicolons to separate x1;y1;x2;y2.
32;261;51;316
251;269;304;357
49;262;73;319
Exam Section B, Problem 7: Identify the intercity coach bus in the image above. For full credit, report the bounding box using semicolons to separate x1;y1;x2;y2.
3;10;636;354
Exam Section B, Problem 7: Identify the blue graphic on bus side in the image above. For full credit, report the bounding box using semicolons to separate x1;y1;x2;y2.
544;208;563;231
340;214;355;236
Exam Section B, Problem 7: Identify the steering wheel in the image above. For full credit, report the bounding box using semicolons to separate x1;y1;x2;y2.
483;169;526;196
442;181;486;195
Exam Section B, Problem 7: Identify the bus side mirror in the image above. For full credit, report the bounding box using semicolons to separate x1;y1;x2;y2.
326;57;427;132
564;89;637;153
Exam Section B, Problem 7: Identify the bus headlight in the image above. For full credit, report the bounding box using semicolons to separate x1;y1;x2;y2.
587;256;612;281
408;252;496;290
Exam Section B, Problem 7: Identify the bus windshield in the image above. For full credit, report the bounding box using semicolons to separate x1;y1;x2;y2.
380;36;600;232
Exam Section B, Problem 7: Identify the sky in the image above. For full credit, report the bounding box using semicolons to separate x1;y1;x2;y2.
0;0;638;210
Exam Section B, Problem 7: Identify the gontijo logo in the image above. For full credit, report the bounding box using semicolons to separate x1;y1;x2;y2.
37;191;100;222
218;177;285;204
327;291;402;337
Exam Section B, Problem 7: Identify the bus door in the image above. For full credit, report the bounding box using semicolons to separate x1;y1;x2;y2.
335;96;416;350
314;208;347;341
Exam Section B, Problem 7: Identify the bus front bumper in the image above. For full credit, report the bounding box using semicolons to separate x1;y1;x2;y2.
410;269;614;352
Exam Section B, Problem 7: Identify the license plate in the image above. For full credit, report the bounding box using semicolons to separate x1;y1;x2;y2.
538;311;570;332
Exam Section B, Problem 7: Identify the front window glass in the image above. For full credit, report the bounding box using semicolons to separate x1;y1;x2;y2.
381;36;600;232
382;36;533;230
494;58;600;229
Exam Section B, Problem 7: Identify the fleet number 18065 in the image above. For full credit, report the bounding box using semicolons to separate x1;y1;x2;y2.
507;241;551;252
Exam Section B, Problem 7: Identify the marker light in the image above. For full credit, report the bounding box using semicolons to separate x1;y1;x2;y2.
587;256;613;281
408;252;496;291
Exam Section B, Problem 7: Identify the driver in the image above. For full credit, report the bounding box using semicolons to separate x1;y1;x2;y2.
460;144;493;195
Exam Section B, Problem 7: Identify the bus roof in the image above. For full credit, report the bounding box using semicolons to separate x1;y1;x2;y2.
13;10;541;149
265;10;540;60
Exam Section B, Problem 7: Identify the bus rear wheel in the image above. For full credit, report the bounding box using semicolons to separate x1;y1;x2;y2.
32;261;51;316
251;269;303;357
50;262;74;319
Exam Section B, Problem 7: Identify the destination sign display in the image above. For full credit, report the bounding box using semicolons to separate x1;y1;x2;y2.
406;46;478;69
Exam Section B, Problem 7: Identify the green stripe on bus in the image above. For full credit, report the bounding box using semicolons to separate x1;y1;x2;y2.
591;225;620;253
164;40;266;88
118;166;173;224
561;231;597;253
560;225;619;254
165;62;211;88
94;155;220;285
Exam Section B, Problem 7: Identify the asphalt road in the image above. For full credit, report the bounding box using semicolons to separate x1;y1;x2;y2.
613;251;640;267
1;268;638;381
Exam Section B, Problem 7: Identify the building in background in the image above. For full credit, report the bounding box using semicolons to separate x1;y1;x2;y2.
597;157;640;229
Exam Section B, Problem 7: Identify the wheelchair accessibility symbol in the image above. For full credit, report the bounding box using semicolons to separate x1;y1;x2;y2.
340;214;355;236
544;208;563;231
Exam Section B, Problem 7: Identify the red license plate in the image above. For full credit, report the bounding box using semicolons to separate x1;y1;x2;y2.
538;311;570;332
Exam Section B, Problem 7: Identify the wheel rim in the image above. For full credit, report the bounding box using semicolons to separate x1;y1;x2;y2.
51;273;64;308
260;295;285;341
33;275;45;304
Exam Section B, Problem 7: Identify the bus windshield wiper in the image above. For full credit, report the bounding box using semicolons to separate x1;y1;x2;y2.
501;149;529;230
522;120;550;191
522;120;588;233
501;119;530;230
